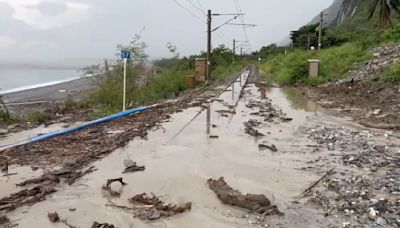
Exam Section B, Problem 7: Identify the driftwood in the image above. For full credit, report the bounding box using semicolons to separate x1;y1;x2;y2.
16;166;96;187
258;142;278;152
207;177;282;216
300;168;335;197
0;186;56;212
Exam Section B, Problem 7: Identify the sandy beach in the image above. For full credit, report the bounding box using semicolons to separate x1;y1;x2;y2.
1;77;96;114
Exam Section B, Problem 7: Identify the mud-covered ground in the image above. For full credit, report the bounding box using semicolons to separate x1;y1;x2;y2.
0;66;399;228
305;44;400;129
307;81;400;129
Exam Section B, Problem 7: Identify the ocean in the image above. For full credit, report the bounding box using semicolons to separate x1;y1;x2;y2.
0;68;80;94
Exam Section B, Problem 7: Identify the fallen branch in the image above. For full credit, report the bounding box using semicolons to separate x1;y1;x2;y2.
0;186;56;212
300;168;335;197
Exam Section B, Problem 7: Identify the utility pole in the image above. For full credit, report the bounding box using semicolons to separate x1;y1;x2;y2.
318;11;323;51
240;47;243;56
206;9;212;81
232;39;236;63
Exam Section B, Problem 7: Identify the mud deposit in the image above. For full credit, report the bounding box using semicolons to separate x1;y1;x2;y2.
0;66;399;228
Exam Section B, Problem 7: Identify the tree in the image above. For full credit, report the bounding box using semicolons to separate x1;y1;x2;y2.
290;24;319;49
117;33;148;65
369;0;400;28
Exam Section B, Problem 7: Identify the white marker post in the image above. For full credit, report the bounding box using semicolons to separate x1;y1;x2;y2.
121;50;131;111
123;58;127;111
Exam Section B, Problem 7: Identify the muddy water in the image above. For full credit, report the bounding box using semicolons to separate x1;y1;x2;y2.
6;74;342;227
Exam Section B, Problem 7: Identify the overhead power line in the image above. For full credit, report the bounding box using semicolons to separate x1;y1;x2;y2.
172;0;206;23
187;0;206;16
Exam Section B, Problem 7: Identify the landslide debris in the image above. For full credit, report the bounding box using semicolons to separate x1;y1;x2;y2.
309;44;400;127
305;123;400;227
128;193;192;221
207;177;282;216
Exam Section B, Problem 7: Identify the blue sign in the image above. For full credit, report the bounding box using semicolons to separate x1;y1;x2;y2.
121;50;131;59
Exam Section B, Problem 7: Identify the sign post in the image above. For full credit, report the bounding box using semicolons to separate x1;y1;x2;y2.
121;50;131;111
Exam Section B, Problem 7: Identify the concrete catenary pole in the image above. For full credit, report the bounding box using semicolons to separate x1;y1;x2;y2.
207;10;212;81
318;11;323;51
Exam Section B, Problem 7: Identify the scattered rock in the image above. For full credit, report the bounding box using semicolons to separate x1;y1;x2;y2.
0;129;8;136
48;212;60;223
123;160;145;173
92;222;115;228
102;178;127;197
373;109;382;115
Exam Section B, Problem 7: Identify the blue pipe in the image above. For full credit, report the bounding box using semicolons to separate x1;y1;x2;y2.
0;106;148;150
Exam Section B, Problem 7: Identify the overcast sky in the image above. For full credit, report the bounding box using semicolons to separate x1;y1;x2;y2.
0;0;333;66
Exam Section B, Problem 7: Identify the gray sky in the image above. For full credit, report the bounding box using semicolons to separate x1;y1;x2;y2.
0;0;333;66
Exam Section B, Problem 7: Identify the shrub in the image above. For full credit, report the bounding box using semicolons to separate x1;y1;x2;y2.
26;111;49;125
260;43;370;85
383;60;400;83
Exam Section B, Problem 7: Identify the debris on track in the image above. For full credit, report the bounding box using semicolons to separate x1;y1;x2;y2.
92;222;115;228
0;215;10;226
122;160;145;173
244;119;264;137
0;186;56;212
17;166;96;187
102;178;127;197
128;193;192;221
207;177;282;216
48;212;60;223
305;123;400;227
258;141;278;152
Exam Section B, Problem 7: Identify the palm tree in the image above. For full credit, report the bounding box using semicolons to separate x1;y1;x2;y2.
369;0;400;28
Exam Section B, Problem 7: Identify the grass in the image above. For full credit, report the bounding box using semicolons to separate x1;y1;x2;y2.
383;60;400;83
260;43;371;85
26;111;50;125
213;62;245;81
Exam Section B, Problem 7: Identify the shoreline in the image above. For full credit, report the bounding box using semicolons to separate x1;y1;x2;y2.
0;77;81;95
2;76;97;115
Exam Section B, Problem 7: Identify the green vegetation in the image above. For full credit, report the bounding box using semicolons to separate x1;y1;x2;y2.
383;60;400;82
260;43;369;85
0;96;15;126
256;0;400;86
26;111;50;125
86;37;246;115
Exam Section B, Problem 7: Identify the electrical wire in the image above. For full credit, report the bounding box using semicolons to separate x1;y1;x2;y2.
172;0;206;23
234;0;251;52
187;0;206;16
